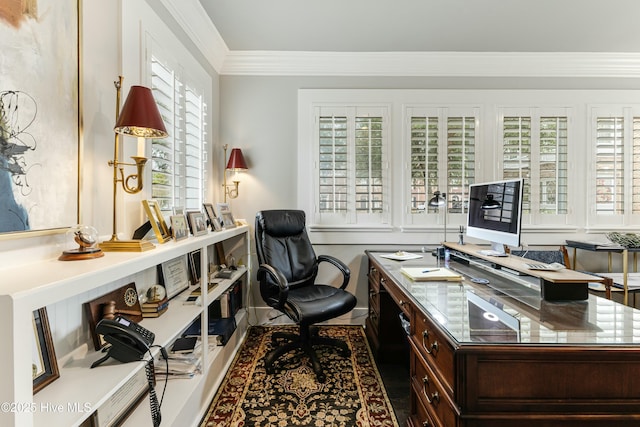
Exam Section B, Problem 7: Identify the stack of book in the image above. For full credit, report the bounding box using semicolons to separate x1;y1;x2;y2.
141;297;169;318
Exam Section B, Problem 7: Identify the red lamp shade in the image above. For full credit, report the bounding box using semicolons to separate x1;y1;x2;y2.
114;86;168;138
226;148;248;170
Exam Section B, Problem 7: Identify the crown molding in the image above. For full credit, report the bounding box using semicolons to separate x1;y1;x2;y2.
153;3;640;78
219;51;640;78
157;0;228;72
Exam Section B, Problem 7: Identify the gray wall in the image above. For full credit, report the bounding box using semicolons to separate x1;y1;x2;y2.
220;75;640;310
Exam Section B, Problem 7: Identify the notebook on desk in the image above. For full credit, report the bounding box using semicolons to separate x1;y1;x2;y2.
400;267;462;282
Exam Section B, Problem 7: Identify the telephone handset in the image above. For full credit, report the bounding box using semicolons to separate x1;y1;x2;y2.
91;316;161;426
91;316;155;367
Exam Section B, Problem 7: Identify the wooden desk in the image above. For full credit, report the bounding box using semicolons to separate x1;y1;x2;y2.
365;250;640;427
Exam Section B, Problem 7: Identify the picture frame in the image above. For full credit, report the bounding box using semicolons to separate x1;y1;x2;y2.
160;256;190;299
32;307;59;394
170;215;188;241
173;206;185;216
216;202;236;229
0;0;80;237
143;200;171;244
188;250;202;286
188;211;208;237
203;203;222;231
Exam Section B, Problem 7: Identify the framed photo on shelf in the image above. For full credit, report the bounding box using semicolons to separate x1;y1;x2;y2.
160;256;190;299
142;200;171;243
216;202;236;229
203;203;222;231
32;307;59;394
187;211;208;237
170;215;188;241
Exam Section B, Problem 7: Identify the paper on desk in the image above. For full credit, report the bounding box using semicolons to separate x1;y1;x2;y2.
379;251;423;261
400;267;462;281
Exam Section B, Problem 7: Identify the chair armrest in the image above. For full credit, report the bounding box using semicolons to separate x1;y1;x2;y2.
257;264;290;309
317;255;351;289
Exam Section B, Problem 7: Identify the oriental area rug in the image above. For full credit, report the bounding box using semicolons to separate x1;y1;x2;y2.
200;325;400;427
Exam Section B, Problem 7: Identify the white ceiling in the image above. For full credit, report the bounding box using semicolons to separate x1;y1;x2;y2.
199;0;640;53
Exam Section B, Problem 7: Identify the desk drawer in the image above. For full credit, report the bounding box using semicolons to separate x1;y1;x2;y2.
411;312;456;396
410;386;440;427
368;264;381;292
383;271;412;318
411;342;459;427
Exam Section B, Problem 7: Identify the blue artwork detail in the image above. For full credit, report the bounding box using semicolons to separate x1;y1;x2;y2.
0;91;36;232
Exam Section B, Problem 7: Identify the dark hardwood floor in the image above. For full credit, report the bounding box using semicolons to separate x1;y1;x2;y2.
377;360;410;426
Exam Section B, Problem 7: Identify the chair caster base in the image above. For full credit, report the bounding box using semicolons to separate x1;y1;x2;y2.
263;327;350;382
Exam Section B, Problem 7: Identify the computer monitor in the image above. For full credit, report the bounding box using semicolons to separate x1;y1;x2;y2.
466;178;524;255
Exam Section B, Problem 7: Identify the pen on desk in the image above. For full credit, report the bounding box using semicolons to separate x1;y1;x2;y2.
422;268;440;273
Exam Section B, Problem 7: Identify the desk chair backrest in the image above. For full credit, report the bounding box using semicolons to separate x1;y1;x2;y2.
255;210;318;300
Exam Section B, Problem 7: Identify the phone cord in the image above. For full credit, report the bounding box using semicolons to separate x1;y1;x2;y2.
146;359;162;426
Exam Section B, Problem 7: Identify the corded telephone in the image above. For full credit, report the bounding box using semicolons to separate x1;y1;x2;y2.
91;316;161;426
92;316;155;366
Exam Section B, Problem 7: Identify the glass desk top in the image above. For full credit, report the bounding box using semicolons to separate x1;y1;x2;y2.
369;252;640;345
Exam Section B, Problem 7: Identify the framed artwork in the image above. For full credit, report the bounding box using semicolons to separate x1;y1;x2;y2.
216;202;236;229
170;214;188;241
203;203;221;231
160;256;190;299
188;211;208;237
143;200;171;244
0;0;80;236
32;307;59;394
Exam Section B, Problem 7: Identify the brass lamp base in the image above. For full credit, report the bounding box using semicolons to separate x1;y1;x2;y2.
99;239;155;252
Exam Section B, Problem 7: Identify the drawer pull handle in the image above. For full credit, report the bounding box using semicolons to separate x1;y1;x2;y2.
422;330;439;354
399;300;405;306
422;375;440;404
423;422;431;427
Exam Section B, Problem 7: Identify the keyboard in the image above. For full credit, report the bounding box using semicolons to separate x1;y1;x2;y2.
525;262;565;271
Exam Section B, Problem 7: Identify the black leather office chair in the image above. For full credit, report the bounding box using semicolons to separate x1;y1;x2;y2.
255;210;357;382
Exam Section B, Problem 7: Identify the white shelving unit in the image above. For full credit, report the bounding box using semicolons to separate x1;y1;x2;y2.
0;225;250;427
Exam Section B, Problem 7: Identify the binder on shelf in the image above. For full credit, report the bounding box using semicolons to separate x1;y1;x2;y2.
182;316;237;345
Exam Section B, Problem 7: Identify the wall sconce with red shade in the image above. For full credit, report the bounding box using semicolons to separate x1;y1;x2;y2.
100;76;168;252
222;144;248;202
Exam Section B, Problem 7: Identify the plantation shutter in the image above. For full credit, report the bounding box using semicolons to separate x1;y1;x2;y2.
634;118;640;214
539;117;568;215
150;55;208;213
150;57;178;212
410;117;439;213
319;116;348;213
595;117;624;215
184;85;207;210
503;117;531;213
447;116;476;214
355;117;383;213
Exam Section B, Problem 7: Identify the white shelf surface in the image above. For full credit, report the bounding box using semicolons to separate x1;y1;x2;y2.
3;226;250;427
1;226;248;311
